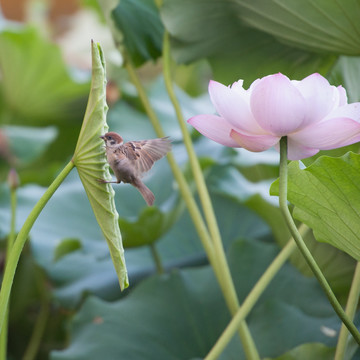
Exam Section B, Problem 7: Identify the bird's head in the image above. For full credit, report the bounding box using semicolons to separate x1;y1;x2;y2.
100;132;124;147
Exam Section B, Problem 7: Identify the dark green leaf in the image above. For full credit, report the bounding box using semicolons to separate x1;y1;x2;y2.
53;238;82;262
112;0;164;66
121;201;183;248
49;252;123;308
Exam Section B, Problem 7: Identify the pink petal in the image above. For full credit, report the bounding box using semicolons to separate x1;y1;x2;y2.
250;73;306;136
290;117;360;151
188;114;240;147
294;73;340;127
324;102;360;121
208;80;263;133
274;139;319;160
230;129;280;152
337;85;348;106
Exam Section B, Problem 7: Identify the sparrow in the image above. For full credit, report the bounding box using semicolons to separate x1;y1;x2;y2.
98;132;171;206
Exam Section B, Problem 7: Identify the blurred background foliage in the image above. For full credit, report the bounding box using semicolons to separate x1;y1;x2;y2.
0;0;360;359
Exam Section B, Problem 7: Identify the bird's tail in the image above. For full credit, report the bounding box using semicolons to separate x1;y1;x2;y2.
132;179;155;206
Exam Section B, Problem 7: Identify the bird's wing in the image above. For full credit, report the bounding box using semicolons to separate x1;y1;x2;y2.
122;137;171;175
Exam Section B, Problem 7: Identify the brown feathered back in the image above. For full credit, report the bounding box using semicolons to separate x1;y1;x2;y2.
122;137;172;176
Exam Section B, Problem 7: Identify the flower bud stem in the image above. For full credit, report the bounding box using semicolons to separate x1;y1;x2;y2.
0;176;18;360
279;136;360;345
162;31;260;360
0;161;75;334
334;261;360;359
149;243;164;274
205;233;299;360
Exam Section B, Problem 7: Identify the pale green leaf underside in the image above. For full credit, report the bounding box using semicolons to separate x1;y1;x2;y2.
271;152;360;261
0;26;89;122
235;0;360;55
161;0;336;86
73;41;128;290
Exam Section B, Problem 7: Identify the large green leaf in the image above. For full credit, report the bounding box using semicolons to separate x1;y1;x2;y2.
0;26;90;184
211;164;355;298
208;43;335;88
0;26;89;124
73;41;128;290
161;0;336;85
205;156;355;297
50;238;342;360
270;153;360;261
233;0;360;55
111;0;164;66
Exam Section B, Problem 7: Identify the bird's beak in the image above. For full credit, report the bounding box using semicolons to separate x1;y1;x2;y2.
100;135;105;140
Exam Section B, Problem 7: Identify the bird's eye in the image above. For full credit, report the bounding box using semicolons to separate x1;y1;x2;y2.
108;136;112;140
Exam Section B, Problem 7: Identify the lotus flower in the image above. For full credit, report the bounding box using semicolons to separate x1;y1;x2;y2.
188;73;360;160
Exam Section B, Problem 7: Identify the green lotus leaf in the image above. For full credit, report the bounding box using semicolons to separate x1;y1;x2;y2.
53;238;82;262
50;238;341;359
161;0;336;85
111;0;164;67
0;26;88;124
270;152;360;262
120;199;183;248
232;0;360;56
72;41;128;290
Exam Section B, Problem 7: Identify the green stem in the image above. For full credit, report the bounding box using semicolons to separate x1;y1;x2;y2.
22;300;50;360
0;182;18;360
205;235;299;360
124;55;165;138
163;32;221;247
279;137;360;345
8;181;17;251
22;268;50;360
149;243;164;274
334;261;360;360
162;32;259;360
124;57;215;262
0;161;74;332
0;309;8;359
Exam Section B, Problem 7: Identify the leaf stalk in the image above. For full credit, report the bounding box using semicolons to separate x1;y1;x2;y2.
0;161;74;332
205;236;298;360
278;137;360;345
162;31;259;359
